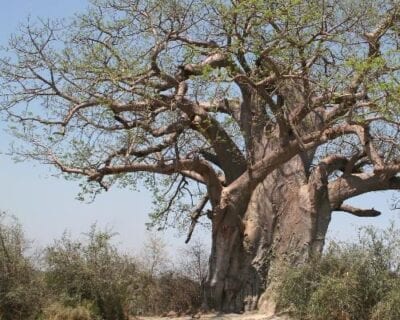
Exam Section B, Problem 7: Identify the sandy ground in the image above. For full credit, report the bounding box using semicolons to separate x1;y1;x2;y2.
134;312;292;320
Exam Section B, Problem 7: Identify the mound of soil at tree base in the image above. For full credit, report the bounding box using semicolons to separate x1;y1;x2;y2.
134;311;291;320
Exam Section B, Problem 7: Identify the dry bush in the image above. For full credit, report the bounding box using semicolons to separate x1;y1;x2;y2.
132;234;204;316
42;302;94;320
277;223;400;320
44;225;137;320
156;271;202;314
0;217;205;318
0;212;45;320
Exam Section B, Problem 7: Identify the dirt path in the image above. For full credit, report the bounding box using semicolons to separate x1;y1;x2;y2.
134;312;292;320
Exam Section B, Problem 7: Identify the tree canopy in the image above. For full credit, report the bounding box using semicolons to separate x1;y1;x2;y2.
2;0;399;228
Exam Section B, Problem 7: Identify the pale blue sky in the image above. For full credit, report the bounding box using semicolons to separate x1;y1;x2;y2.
0;1;398;253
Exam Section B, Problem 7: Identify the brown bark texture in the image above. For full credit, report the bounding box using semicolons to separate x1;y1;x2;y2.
204;147;334;314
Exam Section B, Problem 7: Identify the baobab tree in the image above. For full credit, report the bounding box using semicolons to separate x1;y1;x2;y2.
1;0;400;314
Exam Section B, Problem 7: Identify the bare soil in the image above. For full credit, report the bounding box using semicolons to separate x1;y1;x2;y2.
133;312;292;320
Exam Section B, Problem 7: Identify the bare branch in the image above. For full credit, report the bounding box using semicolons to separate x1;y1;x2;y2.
185;195;209;243
337;204;381;217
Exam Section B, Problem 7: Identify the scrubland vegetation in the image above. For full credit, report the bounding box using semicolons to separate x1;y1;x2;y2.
277;223;400;320
1;210;400;320
0;212;207;320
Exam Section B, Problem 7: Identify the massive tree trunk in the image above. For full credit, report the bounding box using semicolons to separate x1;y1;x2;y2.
205;153;332;314
254;162;332;316
204;206;245;312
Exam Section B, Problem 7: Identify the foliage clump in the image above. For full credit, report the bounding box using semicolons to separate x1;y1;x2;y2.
277;223;400;320
370;283;400;320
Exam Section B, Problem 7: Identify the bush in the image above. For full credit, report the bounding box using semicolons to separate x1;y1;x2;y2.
277;263;320;317
277;223;400;320
0;212;45;320
0;218;204;318
130;270;202;316
308;274;363;320
157;271;202;313
131;234;203;316
43;302;95;320
371;282;400;320
44;225;138;320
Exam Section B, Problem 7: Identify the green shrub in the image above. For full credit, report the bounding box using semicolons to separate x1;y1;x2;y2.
277;223;400;320
44;225;137;320
371;282;400;320
277;263;321;317
308;274;362;320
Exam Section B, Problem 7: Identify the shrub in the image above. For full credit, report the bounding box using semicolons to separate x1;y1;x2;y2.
308;274;363;320
44;225;138;320
0;212;45;320
156;271;202;313
277;263;321;317
371;281;400;320
43;302;95;320
132;234;203;316
277;223;400;320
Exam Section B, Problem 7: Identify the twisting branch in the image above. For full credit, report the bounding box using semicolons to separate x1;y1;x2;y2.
362;126;385;171
317;155;350;174
344;150;367;176
349;9;399;93
157;176;188;226
103;133;180;166
169;34;219;49
329;175;400;209
176;98;246;183
176;52;231;79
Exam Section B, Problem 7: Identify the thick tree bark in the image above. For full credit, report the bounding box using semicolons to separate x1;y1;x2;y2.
255;173;332;315
204;207;244;312
204;154;332;314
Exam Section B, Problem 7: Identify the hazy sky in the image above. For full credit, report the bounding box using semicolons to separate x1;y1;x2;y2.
0;1;398;253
